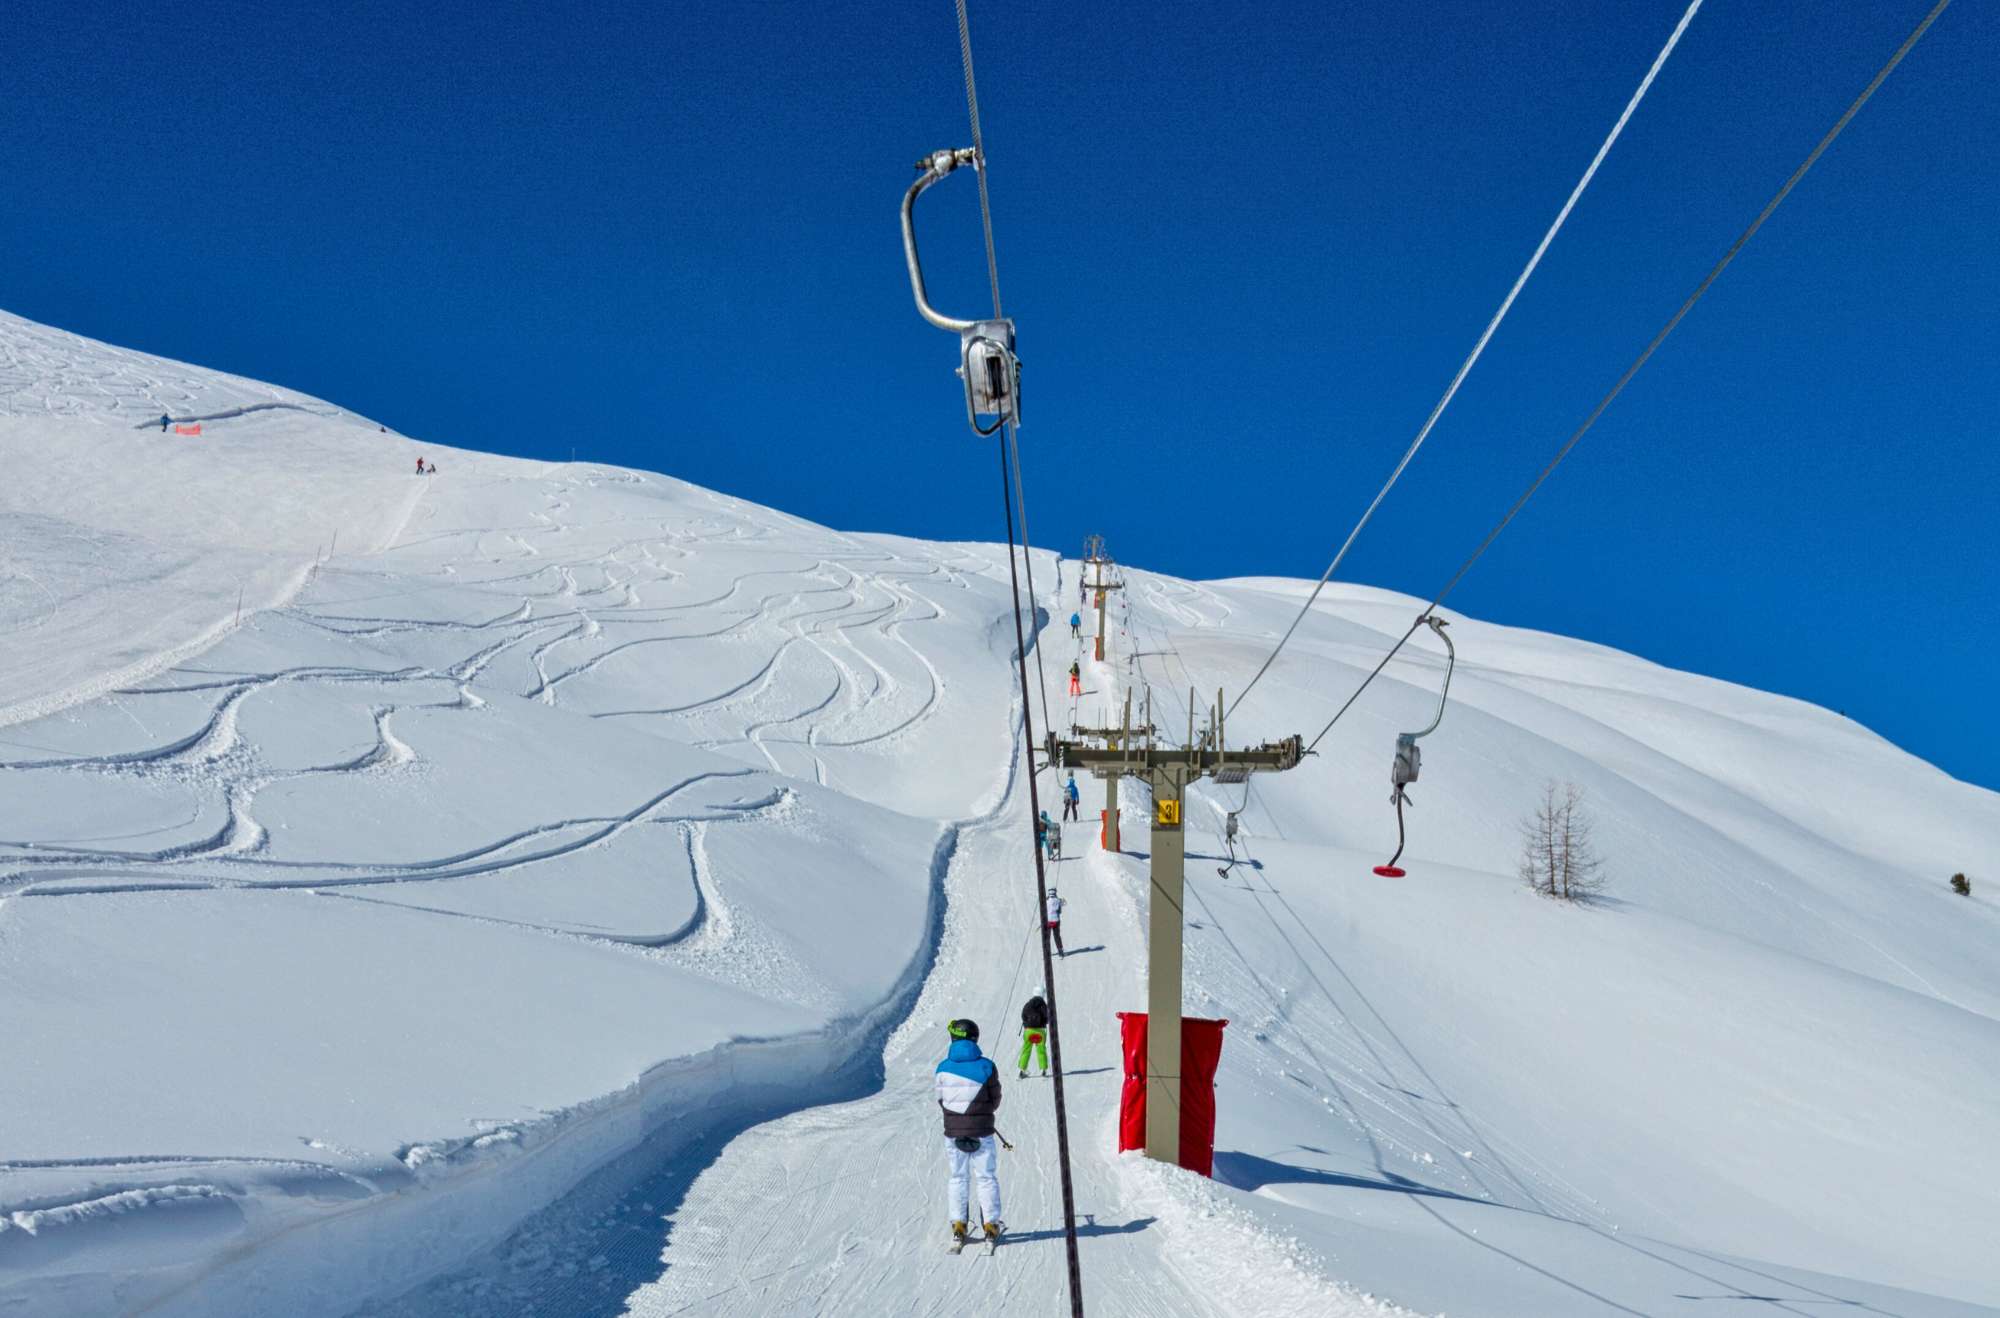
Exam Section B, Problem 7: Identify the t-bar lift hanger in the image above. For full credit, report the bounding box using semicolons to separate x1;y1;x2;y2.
1374;615;1455;878
901;148;1021;436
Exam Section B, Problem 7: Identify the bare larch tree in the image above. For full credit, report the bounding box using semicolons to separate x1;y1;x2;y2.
1519;780;1605;901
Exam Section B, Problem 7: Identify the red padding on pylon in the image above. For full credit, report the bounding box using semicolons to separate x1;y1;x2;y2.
1115;1012;1229;1176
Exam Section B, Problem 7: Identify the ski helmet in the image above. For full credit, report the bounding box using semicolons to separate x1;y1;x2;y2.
948;1018;980;1042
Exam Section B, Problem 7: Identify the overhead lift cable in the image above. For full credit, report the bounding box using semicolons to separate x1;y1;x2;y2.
904;3;1084;1310
1305;0;1957;758
1228;0;1706;720
956;0;1055;744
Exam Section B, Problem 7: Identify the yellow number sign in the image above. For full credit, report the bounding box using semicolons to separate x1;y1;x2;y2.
1155;798;1181;827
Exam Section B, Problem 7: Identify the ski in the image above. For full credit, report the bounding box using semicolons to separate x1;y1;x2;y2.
947;1237;967;1255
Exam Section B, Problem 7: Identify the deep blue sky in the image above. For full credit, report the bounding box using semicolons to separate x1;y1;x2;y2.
4;2;1995;787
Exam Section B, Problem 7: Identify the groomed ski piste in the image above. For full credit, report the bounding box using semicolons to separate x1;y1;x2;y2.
2;309;1997;1317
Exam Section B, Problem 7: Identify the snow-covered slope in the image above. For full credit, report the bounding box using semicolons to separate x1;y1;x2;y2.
0;308;408;729
0;308;362;425
1095;574;2000;1313
0;311;1020;1314
2;311;1996;1317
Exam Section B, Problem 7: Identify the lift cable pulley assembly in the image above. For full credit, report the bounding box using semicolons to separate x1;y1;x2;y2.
1374;615;1454;878
901;148;1021;437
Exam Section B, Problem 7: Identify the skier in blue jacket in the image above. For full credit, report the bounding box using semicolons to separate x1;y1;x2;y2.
1062;773;1080;822
1069;611;1082;641
935;1019;1004;1248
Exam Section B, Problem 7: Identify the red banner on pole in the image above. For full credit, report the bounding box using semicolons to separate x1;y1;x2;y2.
1115;1012;1228;1176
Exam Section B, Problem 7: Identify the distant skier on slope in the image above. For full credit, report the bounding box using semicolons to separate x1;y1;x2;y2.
1068;661;1081;697
1062;773;1080;822
935;1019;1004;1251
416;456;426;476
1045;887;1066;956
1070;611;1082;641
159;413;171;432
1018;990;1050;1079
1038;809;1060;861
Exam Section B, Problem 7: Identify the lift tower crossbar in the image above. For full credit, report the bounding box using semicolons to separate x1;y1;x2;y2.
1063;692;1155;851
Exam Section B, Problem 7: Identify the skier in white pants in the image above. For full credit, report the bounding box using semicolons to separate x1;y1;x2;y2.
934;1018;1004;1248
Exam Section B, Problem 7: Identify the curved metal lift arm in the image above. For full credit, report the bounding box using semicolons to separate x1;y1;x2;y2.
901;148;980;333
1406;616;1456;742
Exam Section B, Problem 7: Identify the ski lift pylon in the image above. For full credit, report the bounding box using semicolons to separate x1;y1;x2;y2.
1374;615;1455;877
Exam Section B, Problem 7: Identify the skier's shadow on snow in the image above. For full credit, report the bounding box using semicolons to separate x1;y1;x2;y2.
1003;1214;1156;1245
1057;944;1105;957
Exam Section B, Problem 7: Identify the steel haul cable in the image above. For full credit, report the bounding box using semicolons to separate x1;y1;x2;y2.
956;0;1054;743
994;429;1086;1314
955;3;1086;1310
1304;0;1957;756
1229;0;1706;720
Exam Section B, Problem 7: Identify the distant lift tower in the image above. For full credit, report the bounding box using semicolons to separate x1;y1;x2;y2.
1080;534;1122;663
1049;690;1302;1163
1066;690;1155;852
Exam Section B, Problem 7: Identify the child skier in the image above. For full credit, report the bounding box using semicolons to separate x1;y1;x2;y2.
1070;611;1082;641
1062;773;1080;822
1018;990;1050;1078
935;1019;1003;1250
1045;887;1066;956
1038;809;1060;861
1068;661;1081;697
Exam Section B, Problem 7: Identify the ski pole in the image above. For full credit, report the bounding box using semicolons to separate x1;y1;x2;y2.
994;1129;1014;1152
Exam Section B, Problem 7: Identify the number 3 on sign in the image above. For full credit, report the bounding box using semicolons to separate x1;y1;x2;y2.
1155;798;1181;827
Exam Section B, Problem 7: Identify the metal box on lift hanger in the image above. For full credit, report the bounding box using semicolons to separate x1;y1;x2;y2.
959;319;1019;428
1391;732;1421;788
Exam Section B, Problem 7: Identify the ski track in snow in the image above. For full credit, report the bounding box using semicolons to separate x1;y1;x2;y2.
0;483;957;903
